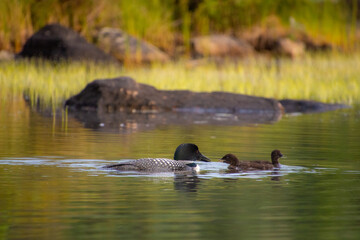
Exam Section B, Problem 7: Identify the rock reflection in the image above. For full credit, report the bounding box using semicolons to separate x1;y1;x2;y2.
68;110;281;133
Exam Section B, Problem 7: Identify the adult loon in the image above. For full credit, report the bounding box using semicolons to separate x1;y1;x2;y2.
104;143;210;172
220;150;283;171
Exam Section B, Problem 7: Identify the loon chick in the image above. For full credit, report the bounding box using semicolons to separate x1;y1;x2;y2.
220;150;283;171
104;143;209;172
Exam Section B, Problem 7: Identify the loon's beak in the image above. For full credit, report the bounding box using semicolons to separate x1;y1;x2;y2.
198;152;211;162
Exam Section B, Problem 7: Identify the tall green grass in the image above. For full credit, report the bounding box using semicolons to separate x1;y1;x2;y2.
0;0;356;53
1;54;359;108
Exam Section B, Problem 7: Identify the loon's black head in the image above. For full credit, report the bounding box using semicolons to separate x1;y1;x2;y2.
174;143;210;162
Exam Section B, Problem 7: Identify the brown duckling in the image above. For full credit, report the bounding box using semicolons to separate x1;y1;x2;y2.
220;150;283;171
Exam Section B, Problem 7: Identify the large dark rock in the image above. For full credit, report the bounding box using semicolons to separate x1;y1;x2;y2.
18;24;115;62
65;77;283;119
280;99;348;113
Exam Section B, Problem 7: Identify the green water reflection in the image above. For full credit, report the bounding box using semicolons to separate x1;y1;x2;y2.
1;97;360;240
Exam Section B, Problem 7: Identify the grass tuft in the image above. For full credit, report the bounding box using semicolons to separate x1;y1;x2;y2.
1;54;359;108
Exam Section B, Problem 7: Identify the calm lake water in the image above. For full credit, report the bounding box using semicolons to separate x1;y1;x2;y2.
1;97;360;240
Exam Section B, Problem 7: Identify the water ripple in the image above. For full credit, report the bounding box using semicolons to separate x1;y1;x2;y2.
1;157;357;180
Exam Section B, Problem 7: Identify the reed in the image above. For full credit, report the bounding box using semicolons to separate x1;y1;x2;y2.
1;54;359;108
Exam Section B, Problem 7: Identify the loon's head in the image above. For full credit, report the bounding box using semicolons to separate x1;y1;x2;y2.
174;143;210;162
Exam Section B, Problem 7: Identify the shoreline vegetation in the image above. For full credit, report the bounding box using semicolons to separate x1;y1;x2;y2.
1;0;359;109
0;0;359;54
1;54;359;108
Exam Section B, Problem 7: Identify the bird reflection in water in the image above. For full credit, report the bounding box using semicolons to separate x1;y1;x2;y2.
173;174;201;192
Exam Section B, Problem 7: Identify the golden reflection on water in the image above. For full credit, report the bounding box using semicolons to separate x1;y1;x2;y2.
1;163;359;239
1;98;360;239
